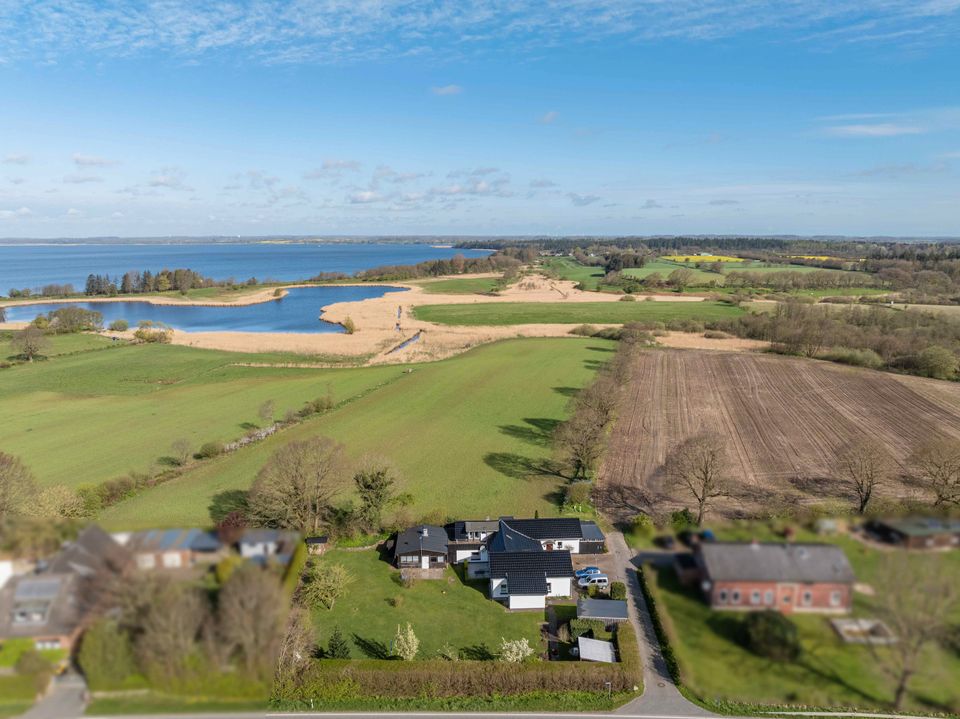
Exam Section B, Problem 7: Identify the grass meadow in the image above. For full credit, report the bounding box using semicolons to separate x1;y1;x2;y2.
412;301;743;325
415;277;501;294
97;337;614;529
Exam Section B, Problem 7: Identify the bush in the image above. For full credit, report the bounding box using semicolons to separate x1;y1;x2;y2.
107;319;129;332
569;618;606;639
670;508;695;533
619;294;637;301
196;441;225;459
610;581;627;601
820;346;884;369
342;317;356;334
564;481;592;510
78;620;134;689
569;324;599;337
703;330;730;339
631;513;655;539
917;345;957;380
742;610;802;662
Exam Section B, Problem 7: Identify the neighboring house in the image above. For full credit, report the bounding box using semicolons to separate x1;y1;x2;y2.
579;521;607;554
123;528;223;570
446;519;500;563
577;597;628;625
394;525;449;569
866;517;960;550
238;528;299;565
0;525;131;652
0;556;37;590
694;542;855;614
494;517;584;553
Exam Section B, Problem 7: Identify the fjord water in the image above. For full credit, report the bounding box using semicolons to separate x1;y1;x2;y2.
0;242;490;291
4;285;409;333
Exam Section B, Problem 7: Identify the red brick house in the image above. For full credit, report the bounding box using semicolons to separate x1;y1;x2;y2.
693;542;855;614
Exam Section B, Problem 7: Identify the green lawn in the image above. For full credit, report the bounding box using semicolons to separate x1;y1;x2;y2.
0;675;35;719
311;549;544;658
416;277;501;294
622;260;723;285
100;337;613;529
0;342;400;489
412;301;743;326
543;258;609;291
0;330;122;359
651;526;960;713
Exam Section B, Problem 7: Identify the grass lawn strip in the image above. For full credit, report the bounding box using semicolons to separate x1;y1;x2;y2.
413;301;742;326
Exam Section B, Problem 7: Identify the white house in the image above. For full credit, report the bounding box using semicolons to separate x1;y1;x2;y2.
488;550;575;609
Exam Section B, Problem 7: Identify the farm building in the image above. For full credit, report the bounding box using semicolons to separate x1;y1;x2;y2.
866;517;960;550
394;525;449;569
693;542;855;614
122;528;223;570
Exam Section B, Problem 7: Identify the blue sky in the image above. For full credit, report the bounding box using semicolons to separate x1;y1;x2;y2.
1;1;959;238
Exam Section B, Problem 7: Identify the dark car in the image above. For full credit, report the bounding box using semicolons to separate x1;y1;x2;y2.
677;529;697;547
653;535;676;550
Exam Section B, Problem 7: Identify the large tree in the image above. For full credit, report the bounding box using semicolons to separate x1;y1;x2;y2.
869;556;960;710
0;452;37;520
133;578;209;684
664;432;731;525
217;564;287;680
353;463;398;532
908;437;960;506
247;437;347;533
10;326;49;362
299;560;353;610
836;438;895;514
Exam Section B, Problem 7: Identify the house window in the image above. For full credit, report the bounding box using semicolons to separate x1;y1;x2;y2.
802;590;813;606
750;590;761;605
500;581;509;595
546;581;553;595
718;589;728;604
731;590;741;604
830;590;842;607
162;552;182;569
556;541;564;549
764;590;774;605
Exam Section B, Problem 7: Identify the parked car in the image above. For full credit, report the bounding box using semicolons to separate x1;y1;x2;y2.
699;529;716;543
578;574;609;589
574;566;602;578
653;535;676;550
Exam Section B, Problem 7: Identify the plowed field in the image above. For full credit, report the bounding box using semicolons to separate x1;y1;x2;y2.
602;349;960;517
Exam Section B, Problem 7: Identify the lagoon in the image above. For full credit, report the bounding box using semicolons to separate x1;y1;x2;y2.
3;285;409;333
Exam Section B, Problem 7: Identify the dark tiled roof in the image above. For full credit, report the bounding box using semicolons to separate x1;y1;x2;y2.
489;550;574;579
501;517;583;540
877;517;960;537
395;525;448;555
128;528;222;554
504;575;548;595
240;528;297;547
699;543;855;584
47;525;130;576
577;598;628;621
0;572;81;641
580;520;605;542
488;521;543;553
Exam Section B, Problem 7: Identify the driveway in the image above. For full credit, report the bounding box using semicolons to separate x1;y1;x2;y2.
19;670;87;719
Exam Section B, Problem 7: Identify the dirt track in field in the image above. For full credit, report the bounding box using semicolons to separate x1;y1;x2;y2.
601;349;960;519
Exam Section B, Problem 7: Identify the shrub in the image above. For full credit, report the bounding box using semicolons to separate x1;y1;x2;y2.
389;595;404;608
437;643;460;661
917;345;957;380
498;637;534;663
394;623;419;660
327;627;351;659
631;513;655;539
610;581;627;601
196;441;225;459
108;319;129;332
342;317;356;334
619;294;637;301
742;610;801;662
78;620;134;690
569;324;599;337
569;618;606;639
703;330;730;339
564;481;592;510
670;508;695;533
15;648;54;693
820;346;884;369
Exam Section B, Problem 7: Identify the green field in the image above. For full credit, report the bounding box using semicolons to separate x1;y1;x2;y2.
1;330;123;359
0;343;400;489
311;549;544;658
543;258;609;290
621;260;722;285
412;301;742;326
416;277;501;294
651;526;960;713
98;337;612;529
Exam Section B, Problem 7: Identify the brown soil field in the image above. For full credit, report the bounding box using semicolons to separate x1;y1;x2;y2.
601;349;960;519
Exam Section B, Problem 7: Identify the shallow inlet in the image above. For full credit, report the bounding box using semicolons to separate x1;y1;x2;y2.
4;285;409;334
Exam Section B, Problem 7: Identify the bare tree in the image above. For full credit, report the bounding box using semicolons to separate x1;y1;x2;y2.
908;438;960;506
247;437;347;533
258;399;276;425
170;438;192;466
554;414;605;480
10;326;49;362
299;560;354;610
869;555;960;710
274;606;316;688
218;564;287;680
0;452;37;520
836;438;895;514
664;432;731;525
134;578;209;684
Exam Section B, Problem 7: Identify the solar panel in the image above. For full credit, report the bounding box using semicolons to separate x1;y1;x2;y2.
14;577;62;601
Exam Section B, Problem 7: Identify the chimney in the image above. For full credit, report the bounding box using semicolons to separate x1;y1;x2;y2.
421;526;428;537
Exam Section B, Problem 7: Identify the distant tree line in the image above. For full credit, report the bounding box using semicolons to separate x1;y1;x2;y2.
356;249;531;281
83;268;247;296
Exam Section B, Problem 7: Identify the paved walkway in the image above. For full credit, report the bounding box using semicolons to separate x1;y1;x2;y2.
20;670;87;719
605;531;715;717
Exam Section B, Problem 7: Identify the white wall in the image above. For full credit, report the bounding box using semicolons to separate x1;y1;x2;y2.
541;538;581;554
0;560;11;589
508;594;546;610
547;577;572;597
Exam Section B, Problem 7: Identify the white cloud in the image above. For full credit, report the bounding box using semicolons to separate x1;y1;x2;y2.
73;153;117;167
66;208;81;216
709;198;740;205
111;211;124;218
373;165;426;184
529;178;557;188
642;199;663;209
148;166;191;191
825;123;925;137
539;110;559;124
568;192;601;206
431;84;463;96
349;190;386;204
64;174;103;184
0;206;34;219
304;159;362;180
2;153;29;165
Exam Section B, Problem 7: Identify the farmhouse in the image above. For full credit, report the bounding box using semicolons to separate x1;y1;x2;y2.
866;517;960;550
489;549;575;610
394;525;449;569
122;527;223;570
693;542;855;614
238;528;299;565
0;526;131;652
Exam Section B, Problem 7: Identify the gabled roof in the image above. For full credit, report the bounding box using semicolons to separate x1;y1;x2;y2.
877;517;960;537
47;525;130;576
577;636;617;663
240;528;297;547
698;542;855;584
463;520;500;533
503;574;549;595
579;520;606;542
488;520;543;553
0;572;80;641
127;528;221;554
395;525;448;555
500;517;582;541
489;550;574;579
577;597;628;621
